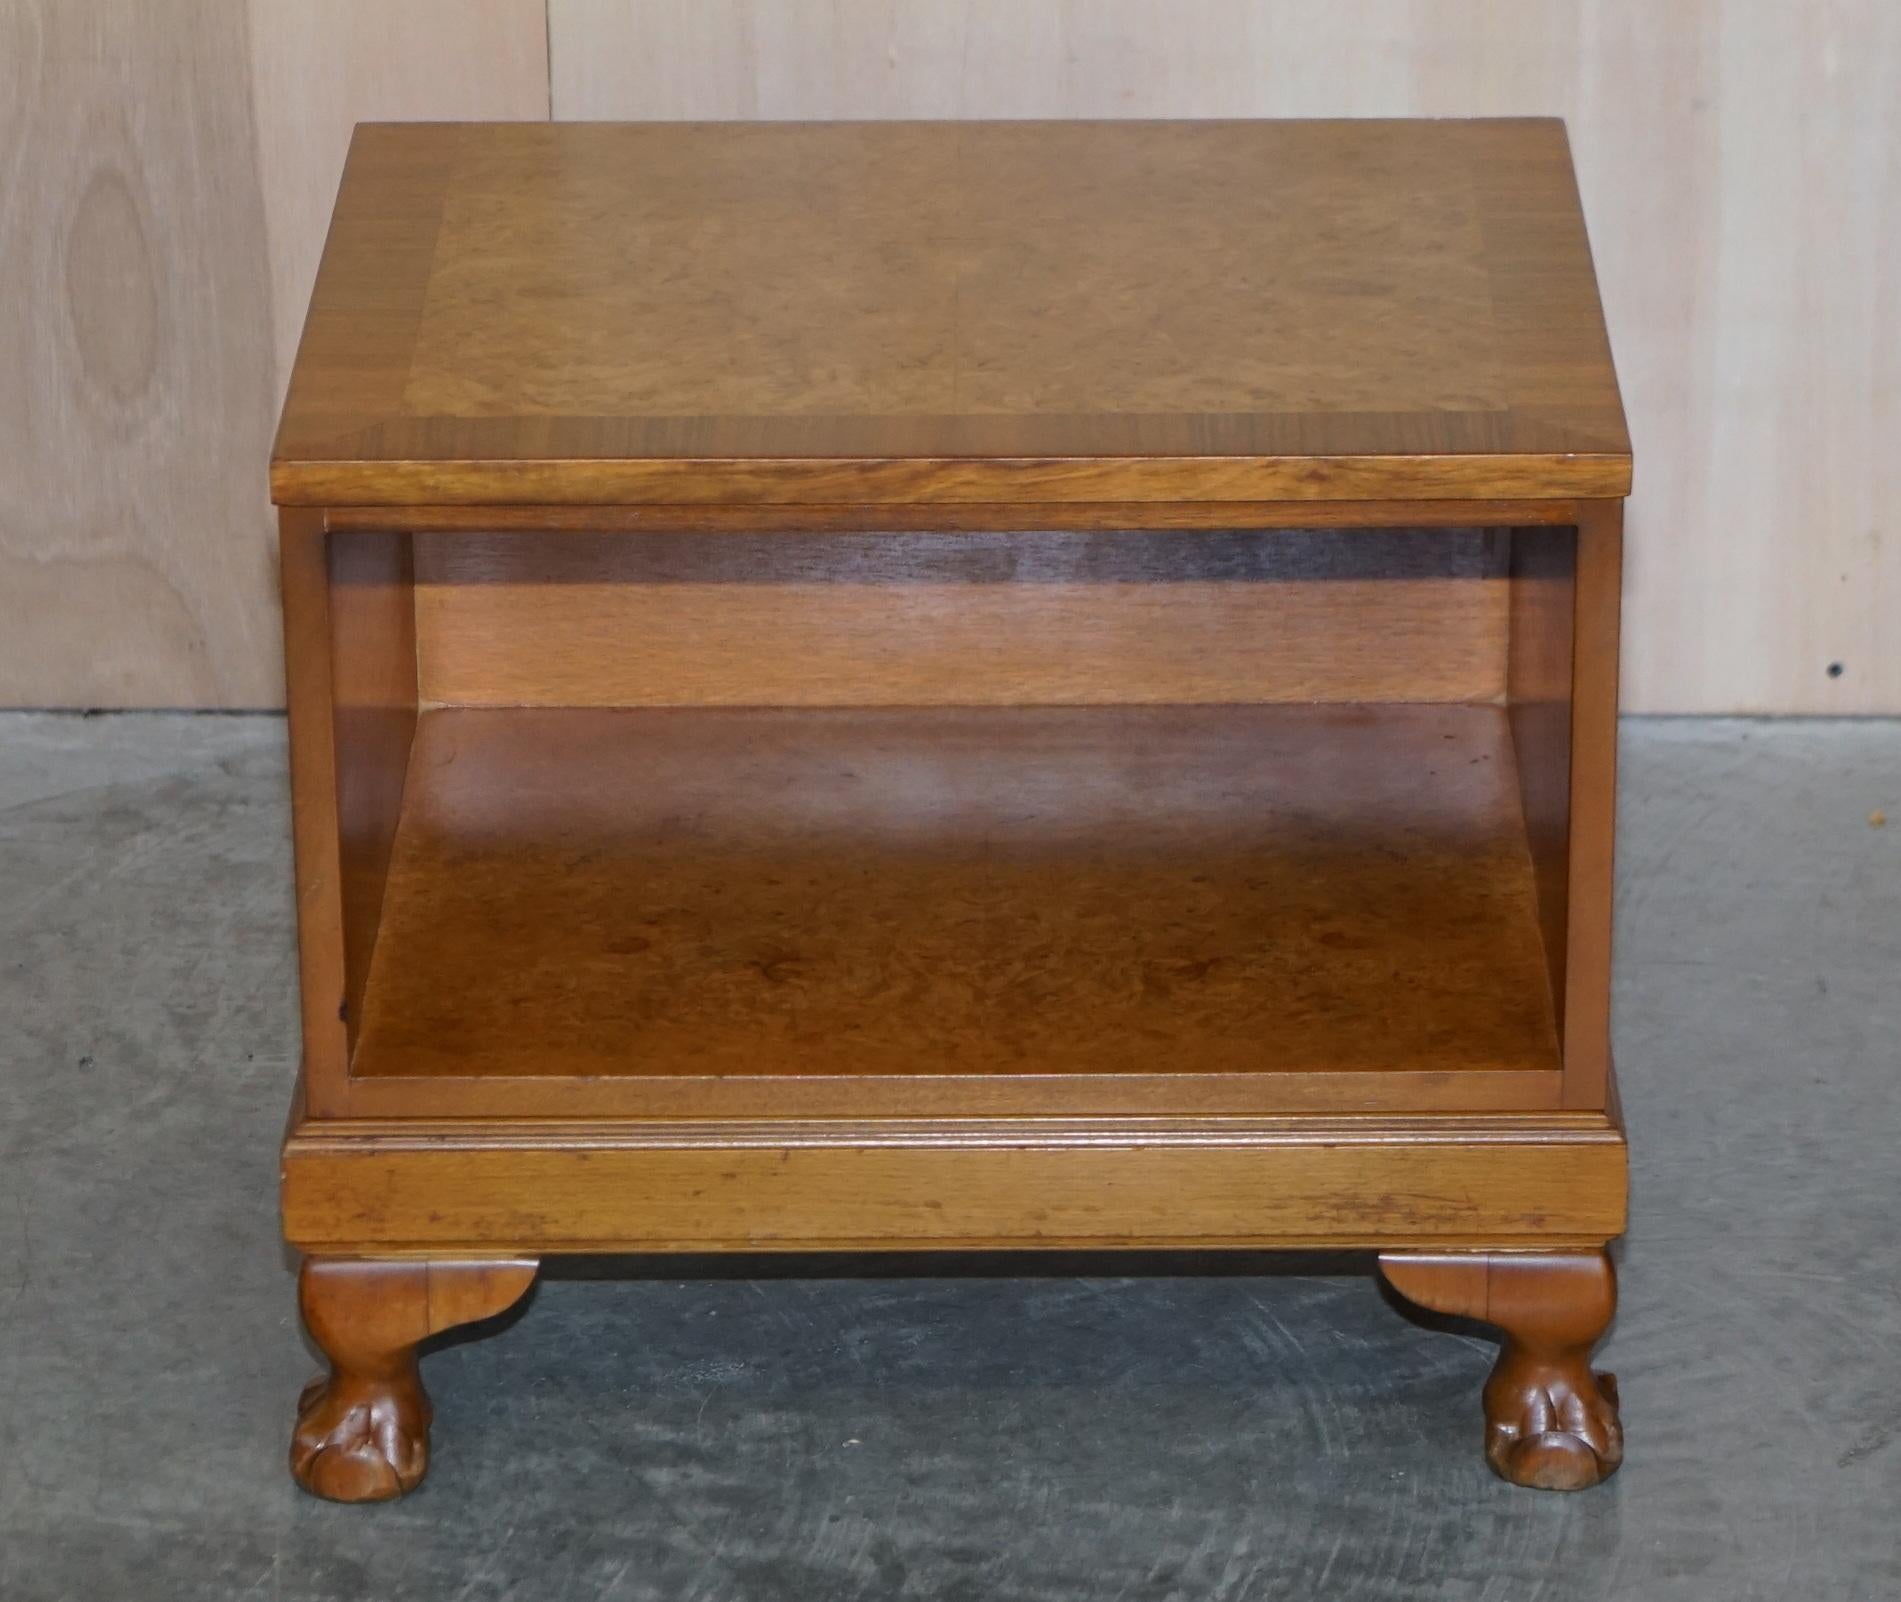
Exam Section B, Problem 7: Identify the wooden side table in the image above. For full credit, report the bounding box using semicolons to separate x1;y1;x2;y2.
272;119;1632;1501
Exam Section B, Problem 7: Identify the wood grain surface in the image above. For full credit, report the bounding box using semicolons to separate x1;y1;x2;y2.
269;119;1629;507
281;1111;1628;1253
326;529;418;1052
0;0;279;707
1506;524;1578;1033
0;0;546;708
278;510;352;1108
325;499;1585;534
1556;502;1625;1108
413;528;1512;707
348;703;1563;1095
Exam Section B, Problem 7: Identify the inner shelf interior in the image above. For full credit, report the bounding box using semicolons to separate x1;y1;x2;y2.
351;701;1563;1083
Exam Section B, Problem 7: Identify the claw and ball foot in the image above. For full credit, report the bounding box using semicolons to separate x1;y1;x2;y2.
291;1258;538;1502
1379;1249;1622;1491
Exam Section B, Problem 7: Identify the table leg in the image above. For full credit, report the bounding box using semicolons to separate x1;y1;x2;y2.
1379;1249;1622;1490
290;1257;538;1502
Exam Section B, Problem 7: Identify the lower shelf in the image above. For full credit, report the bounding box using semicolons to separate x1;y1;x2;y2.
347;702;1562;1114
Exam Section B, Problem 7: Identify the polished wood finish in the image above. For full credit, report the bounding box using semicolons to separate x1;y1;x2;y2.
275;118;1632;1495
1558;502;1626;1108
351;704;1558;1092
413;529;1512;708
1506;523;1578;1028
272;121;1629;507
279;509;352;1110
328;529;418;1049
325;499;1585;534
291;1258;538;1502
1504;498;1625;1105
283;1116;1626;1256
296;1064;1567;1124
1380;1250;1622;1491
280;514;419;1106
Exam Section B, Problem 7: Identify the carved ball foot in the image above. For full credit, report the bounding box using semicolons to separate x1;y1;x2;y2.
1484;1356;1621;1490
292;1366;432;1502
290;1257;537;1504
1380;1249;1622;1492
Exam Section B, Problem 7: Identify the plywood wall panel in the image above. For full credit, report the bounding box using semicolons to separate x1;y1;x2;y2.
549;0;1901;714
0;1;549;708
0;0;280;707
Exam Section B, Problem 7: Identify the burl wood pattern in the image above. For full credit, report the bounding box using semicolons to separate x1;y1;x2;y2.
404;122;1504;419
271;120;1630;505
352;704;1561;1085
1379;1250;1622;1491
291;1258;537;1502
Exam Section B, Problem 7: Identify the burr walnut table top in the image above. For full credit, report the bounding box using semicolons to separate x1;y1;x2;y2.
270;118;1630;507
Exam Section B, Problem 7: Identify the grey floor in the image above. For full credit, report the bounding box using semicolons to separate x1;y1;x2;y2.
1;714;1896;1601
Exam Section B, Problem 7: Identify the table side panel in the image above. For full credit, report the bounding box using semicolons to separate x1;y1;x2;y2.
1559;501;1624;1109
1507;523;1578;1036
281;514;423;1116
329;529;419;1059
280;511;352;1105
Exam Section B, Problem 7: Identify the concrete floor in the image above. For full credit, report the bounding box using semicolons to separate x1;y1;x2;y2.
0;714;1896;1601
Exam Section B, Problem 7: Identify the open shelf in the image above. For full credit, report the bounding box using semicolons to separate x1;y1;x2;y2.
350;702;1561;1090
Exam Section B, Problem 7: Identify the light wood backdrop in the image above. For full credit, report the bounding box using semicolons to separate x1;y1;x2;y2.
0;0;547;708
4;1;1894;713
